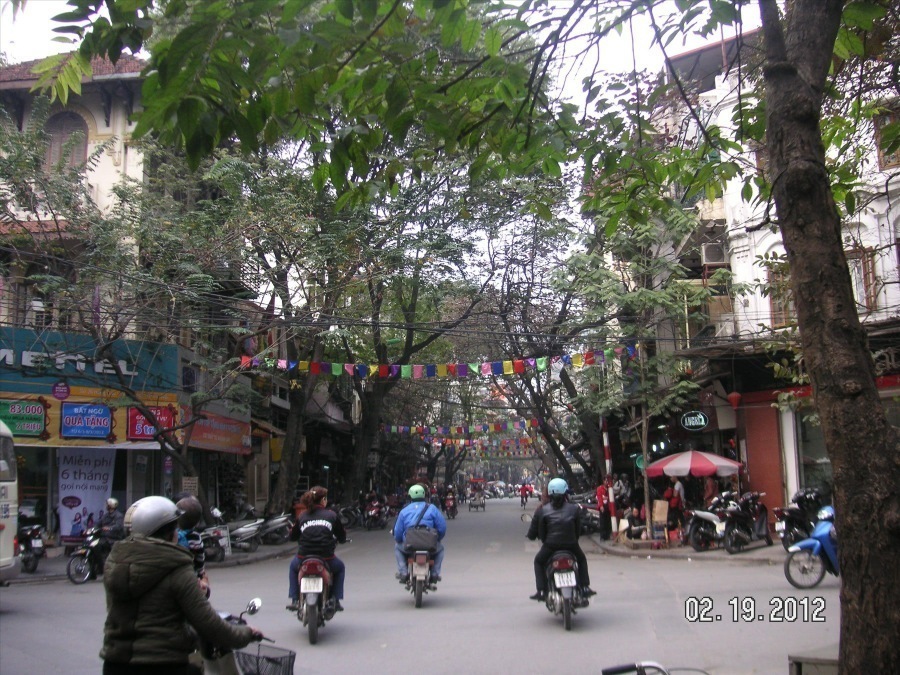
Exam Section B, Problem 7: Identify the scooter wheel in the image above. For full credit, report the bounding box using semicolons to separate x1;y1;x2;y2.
67;555;92;584
784;550;826;589
21;553;38;574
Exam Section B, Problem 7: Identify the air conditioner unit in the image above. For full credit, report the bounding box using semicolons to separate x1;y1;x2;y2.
701;242;727;266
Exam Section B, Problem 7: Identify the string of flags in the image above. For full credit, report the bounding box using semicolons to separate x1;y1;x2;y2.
239;347;638;379
385;419;539;436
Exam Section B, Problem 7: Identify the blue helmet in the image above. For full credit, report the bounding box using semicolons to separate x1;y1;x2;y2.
548;478;568;495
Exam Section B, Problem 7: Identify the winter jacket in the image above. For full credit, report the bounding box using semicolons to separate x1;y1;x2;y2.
99;509;125;541
290;506;346;557
100;534;253;666
393;501;447;545
526;500;582;546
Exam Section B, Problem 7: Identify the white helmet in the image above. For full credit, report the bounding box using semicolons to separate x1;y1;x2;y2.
125;496;182;537
106;498;119;509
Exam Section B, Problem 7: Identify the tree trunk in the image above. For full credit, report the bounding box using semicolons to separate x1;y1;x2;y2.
759;1;900;670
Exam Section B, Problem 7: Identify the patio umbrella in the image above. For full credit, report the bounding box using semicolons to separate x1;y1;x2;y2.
645;450;741;478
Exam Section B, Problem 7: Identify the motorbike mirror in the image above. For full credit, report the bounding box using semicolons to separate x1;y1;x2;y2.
246;598;262;615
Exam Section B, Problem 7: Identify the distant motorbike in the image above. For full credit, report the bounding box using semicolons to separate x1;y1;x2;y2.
539;550;590;631
66;528;108;584
722;491;773;554
17;523;45;574
364;500;389;531
212;507;264;553
444;494;458;519
784;505;839;589
259;513;293;545
338;504;362;528
684;491;738;552
773;487;824;551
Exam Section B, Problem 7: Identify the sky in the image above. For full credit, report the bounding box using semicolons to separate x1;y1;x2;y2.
0;0;77;63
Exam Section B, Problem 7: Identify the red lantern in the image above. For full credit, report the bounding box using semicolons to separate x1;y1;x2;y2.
726;391;742;410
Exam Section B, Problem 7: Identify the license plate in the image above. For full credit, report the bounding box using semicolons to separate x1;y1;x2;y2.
715;522;726;535
300;577;323;593
775;521;785;533
554;571;576;588
32;539;43;550
218;537;229;546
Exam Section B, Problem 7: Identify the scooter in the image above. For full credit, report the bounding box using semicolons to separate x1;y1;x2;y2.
784;505;839;589
66;527;108;584
212;507;264;553
17;523;45;574
540;550;590;631
773;487;824;551
258;512;293;545
291;543;349;644
402;547;438;608
684;490;738;552
364;500;389;530
199;598;295;675
721;491;773;554
444;493;458;519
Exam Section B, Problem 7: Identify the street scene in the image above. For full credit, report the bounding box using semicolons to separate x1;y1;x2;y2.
1;499;839;675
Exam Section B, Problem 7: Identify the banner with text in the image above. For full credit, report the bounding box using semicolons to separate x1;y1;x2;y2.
57;447;116;543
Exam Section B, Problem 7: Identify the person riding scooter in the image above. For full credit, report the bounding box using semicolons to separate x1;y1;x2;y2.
526;478;595;601
393;484;447;583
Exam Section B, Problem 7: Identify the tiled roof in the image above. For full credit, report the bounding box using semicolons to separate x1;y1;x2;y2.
0;54;146;84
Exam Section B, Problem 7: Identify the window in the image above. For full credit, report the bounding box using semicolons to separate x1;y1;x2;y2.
846;248;878;312
767;267;795;328
44;112;88;169
874;110;900;170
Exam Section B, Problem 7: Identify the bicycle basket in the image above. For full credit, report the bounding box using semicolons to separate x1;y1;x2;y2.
233;643;296;675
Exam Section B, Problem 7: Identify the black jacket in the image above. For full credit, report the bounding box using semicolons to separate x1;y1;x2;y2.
527;500;582;546
291;507;346;557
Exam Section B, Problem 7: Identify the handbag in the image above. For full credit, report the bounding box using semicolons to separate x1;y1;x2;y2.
403;504;439;551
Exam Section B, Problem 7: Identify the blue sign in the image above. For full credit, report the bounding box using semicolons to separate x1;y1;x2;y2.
60;402;113;439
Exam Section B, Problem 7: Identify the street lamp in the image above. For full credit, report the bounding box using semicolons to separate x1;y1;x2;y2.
323;465;330;493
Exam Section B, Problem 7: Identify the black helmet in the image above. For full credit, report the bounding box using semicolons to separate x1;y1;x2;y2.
175;495;203;530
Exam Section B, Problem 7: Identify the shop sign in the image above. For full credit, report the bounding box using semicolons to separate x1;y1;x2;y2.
60;402;112;439
52;381;70;400
680;410;709;431
0;399;46;436
126;406;175;440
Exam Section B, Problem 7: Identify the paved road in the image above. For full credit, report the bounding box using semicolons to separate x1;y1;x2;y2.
0;498;839;674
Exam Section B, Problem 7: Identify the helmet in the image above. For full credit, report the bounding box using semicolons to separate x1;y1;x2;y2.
548;478;568;495
175;495;203;530
106;498;119;510
125;496;182;537
408;484;427;500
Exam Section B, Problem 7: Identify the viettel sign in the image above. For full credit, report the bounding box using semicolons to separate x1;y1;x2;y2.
680;410;709;431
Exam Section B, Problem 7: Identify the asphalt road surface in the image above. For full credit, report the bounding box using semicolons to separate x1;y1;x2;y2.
0;497;839;674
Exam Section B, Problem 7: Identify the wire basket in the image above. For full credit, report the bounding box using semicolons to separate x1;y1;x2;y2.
233;643;296;675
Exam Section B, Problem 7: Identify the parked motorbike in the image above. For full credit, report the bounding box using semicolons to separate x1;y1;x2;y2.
212;507;264;553
402;547;438;608
17;523;45;574
291;539;349;644
364;500;389;530
539;550;590;631
721;491;773;554
200;523;229;562
444;494;458;519
578;504;606;536
66;527;108;584
338;504;362;529
784;505;839;589
199;598;295;675
684;491;738;552
773;487;824;551
259;512;293;545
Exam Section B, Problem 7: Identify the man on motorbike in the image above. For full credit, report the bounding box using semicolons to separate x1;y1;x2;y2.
101;496;261;675
174;493;210;596
94;498;126;576
393;484;447;583
286;486;347;612
526;478;595;601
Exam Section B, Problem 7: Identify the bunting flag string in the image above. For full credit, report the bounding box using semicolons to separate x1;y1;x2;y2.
384;419;539;436
239;346;638;379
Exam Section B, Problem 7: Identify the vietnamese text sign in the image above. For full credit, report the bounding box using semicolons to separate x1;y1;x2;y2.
60;402;113;439
57;447;116;543
0;399;46;436
127;406;175;440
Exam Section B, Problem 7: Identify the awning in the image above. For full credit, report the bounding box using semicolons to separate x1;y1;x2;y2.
251;418;286;436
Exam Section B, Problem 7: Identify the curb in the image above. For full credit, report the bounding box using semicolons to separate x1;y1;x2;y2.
590;535;785;566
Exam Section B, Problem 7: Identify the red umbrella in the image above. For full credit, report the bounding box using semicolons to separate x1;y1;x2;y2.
645;450;741;478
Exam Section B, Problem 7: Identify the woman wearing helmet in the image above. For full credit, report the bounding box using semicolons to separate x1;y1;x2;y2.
392;484;447;583
525;478;595;601
101;496;261;674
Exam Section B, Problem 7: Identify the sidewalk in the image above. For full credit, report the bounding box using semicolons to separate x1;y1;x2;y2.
589;534;787;566
8;541;297;585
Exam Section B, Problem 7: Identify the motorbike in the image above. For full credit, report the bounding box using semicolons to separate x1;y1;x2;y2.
784;505;839;589
66;527;109;584
291;540;350;644
721;491;773;554
773;487;824;551
17;523;45;574
444;494;458;519
540;550;590;631
199;598;295;675
364;500;389;530
578;503;606;536
684;490;738;552
402;547;438;608
212;507;264;553
258;512;293;545
200;523;229;562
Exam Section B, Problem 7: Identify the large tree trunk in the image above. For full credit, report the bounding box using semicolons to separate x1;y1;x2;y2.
759;1;900;671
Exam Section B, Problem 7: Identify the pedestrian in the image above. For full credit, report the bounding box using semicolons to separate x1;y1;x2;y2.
703;475;719;507
101;496;261;674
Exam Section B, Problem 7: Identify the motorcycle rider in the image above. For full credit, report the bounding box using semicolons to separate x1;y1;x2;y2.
526;477;595;601
101;496;261;674
393;484;447;583
93;498;126;577
174;493;210;596
286;486;347;612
